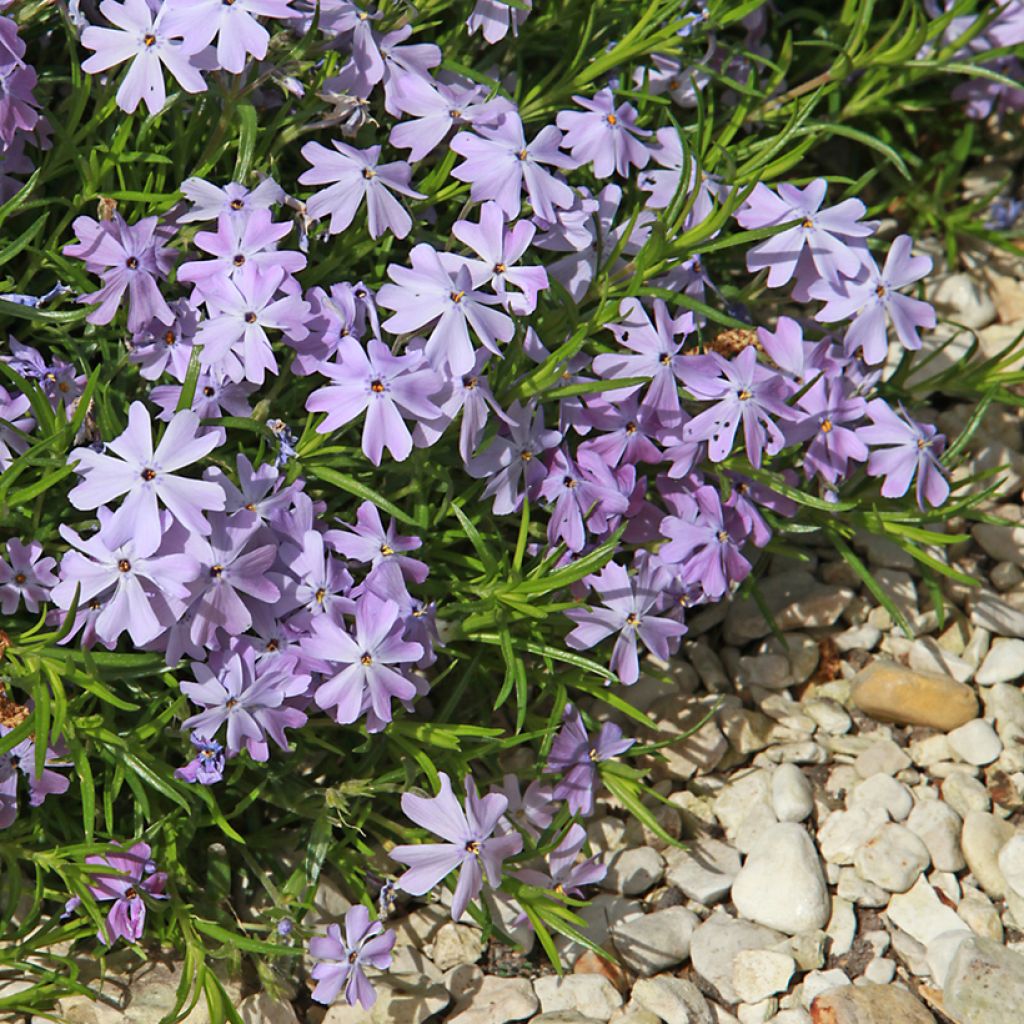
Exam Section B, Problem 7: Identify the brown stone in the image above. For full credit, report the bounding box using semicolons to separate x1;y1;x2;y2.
572;948;631;994
811;982;936;1023
850;660;978;732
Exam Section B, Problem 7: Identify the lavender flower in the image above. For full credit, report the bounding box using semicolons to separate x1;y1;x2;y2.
178;177;285;223
539;448;631;553
514;823;605;897
377;243;514;375
680;347;798;469
309;905;396;1009
326;500;428;588
63;213;176;332
84;841;167;944
174;733;226;785
556;89;651;178
81;0;208;115
68;401;225;543
811;235;936;364
545;705;634;817
788;378;868;486
450;111;575;221
0;699;70;830
306;337;444;465
181;645;308;761
565;560;687;685
391;772;524;921
303;592;422;726
0;539;57;615
163;0;295;74
129;300;199;382
466;0;533;43
859;399;950;509
300;140;423;239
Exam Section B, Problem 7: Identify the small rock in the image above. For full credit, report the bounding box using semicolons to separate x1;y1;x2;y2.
969;591;1024;638
861;958;896;985
809;982;936;1023
853;824;930;893
690;913;784;1005
885;876;970;946
531;1014;603;1024
849;774;912;821
737;653;793;690
771;765;814;823
777;931;827;972
973;523;1024;567
941;772;992;818
664;838;741;904
833;624;881;654
948;719;1004;766
990;561;1023;592
324;953;450;1023
714;771;773;837
925;930;972;986
610;907;699;977
631;977;713;1024
944;935;1024;1024
430;923;484;972
907;637;974;684
852;738;912;778
997;833;1024;900
836;869;888;908
961;811;1016;899
928;271;997;329
801;699;852;736
444;965;484;1001
819;806;890;866
906;800;965;872
240;994;299;1024
850;661;979;731
800;970;850;1008
603;847;664;897
975;638;1024;685
732;950;795;1004
957;891;1004;942
908;734;953;768
447;976;537;1024
731;824;830;935
825;897;857;957
534;975;623;1022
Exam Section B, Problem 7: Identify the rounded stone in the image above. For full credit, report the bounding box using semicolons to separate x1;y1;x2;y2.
944;935;1024;1024
609;906;699;977
853;823;930;893
849;773;913;821
961;811;1016;899
602;846;664;896
850;661;979;731
975;639;1024;685
731;949;795;1004
731;823;830;935
906;800;965;872
947;719;1003;766
771;764;814;823
996;833;1024;900
810;982;936;1024
689;913;784;1005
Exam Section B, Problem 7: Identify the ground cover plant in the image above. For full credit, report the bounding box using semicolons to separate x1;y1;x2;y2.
0;0;1023;1019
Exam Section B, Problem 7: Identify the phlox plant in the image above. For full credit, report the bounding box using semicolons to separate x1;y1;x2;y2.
0;0;1022;1020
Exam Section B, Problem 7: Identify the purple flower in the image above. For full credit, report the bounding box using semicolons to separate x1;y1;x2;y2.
178;177;285;223
129;300;199;381
565;560;687;685
450;111;575;221
0;709;70;830
515;823;606;897
545;705;634;817
389;75;512;162
378;243;514;375
284;529;353;618
51;511;199;647
181;510;283;649
736;179;875;289
81;0;207;115
580;396;662;467
539;448;631;553
556;89;651;178
390;772;524;921
195;267;310;385
299;140;423;240
68;401;225;543
658;485;752;600
466;0;533;44
63;213;176;332
326;500;428;588
788;377;868;486
302;592;422;726
309;906;396;1009
306;337;444;465
591;298;695;429
452;202;549;315
178;210;306;297
0;539;57;615
810;235;936;364
84;841;167;944
162;0;295;74
0;57;39;147
638;126;719;219
680;347;798;468
174;733;226;785
757;315;839;388
493;774;555;839
468;401;562;515
181;645;308;761
151;370;256;422
859;399;950;509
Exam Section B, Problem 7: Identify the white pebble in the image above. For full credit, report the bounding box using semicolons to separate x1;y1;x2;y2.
771;764;814;823
948;719;1003;766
